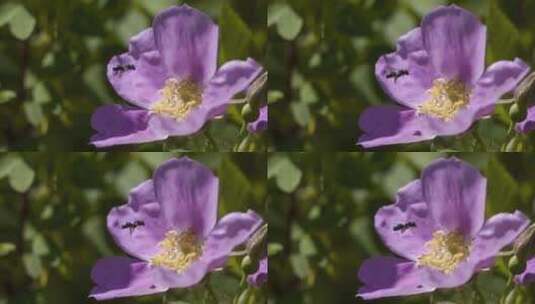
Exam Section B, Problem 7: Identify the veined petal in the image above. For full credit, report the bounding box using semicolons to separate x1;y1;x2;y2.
471;59;530;118
107;180;166;261
89;257;167;300
357;256;435;300
202;211;263;269
202;59;263;118
153;259;210;289
470;211;530;263
358;105;435;148
107;51;167;109
90;105;168;148
153;5;219;84
153;157;219;237
128;28;156;58
375;202;437;261
394;179;424;209
421;158;487;237
422;5;486;86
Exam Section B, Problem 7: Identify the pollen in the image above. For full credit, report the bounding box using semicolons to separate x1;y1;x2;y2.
151;79;202;120
418;78;470;121
417;231;470;274
150;230;202;273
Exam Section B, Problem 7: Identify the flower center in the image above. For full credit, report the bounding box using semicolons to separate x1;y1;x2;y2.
150;230;202;273
417;78;470;121
151;79;202;120
417;231;470;274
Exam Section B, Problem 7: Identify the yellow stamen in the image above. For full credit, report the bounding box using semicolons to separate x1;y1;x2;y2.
418;78;470;121
150;230;202;273
417;231;470;274
151;79;202;120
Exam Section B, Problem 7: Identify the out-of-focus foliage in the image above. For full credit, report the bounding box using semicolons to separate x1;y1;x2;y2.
0;152;267;303
269;0;535;151
0;0;267;151
268;152;535;303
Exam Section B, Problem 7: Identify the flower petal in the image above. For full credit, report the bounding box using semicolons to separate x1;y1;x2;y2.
375;202;438;261
357;105;435;148
516;106;535;133
357;256;435;300
202;211;263;268
471;59;530;117
153;5;219;84
395;179;424;209
89;257;167;300
202;59;263;118
247;105;268;133
128;28;156;58
107;51;167;109
422;5;486;85
247;257;268;287
153;157;219;237
471;211;529;263
515;257;535;285
107;180;166;261
90;105;168;148
421;158;486;237
376;28;438;108
153;260;210;289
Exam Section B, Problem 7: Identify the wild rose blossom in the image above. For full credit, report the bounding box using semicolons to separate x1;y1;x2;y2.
89;157;263;300
90;5;263;147
247;105;268;133
358;5;530;148
357;158;529;299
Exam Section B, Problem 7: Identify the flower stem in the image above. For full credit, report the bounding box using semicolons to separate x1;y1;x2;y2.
162;292;167;304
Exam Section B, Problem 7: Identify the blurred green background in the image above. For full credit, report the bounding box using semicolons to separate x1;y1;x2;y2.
0;0;267;151
0;152;267;303
268;152;535;303
268;0;535;151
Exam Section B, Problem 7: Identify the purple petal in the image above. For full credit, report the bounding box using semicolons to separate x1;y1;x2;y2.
247;105;268;133
423;259;478;288
358;105;436;148
357;256;435;300
153;260;210;289
89;257;167;300
153;157;219;237
515;257;535;285
90;105;167;148
203;59;263;118
471;211;529;263
153;5;219;84
128;28;156;58
202;211;263;268
516;106;535;133
107;180;166;261
375;202;438;261
107;51;167;109
471;59;530;118
376;28;438;108
247;257;268;287
422;5;486;86
394;179;424;209
421;158;486;237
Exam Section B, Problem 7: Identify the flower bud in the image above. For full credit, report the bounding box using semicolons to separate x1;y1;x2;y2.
514;72;535;105
508;255;523;275
241;255;255;274
241;104;257;122
245;72;267;110
246;224;267;263
514;224;535;265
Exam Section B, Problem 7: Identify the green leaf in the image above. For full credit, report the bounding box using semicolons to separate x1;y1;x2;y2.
23;102;44;126
219;158;251;214
8;159;34;193
290;101;311;127
0;155;22;178
486;157;518;214
0;90;16;104
220;3;252;62
268;155;302;193
8;6;36;40
22;254;42;279
269;4;303;40
0;3;22;27
0;243;16;257
488;0;520;62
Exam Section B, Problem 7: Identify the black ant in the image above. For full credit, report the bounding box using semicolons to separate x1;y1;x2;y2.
386;69;409;82
113;64;136;75
393;222;416;233
121;220;145;233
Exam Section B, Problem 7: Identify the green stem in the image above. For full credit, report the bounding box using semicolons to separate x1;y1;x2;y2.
162;292;167;304
429;292;434;304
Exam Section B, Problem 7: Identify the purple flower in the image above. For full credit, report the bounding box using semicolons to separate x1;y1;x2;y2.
89;157;263;300
247;105;268;133
357;158;529;300
515;106;535;133
515;257;535;284
247;256;267;287
90;5;263;148
358;5;530;148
